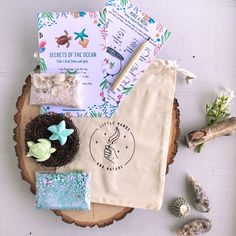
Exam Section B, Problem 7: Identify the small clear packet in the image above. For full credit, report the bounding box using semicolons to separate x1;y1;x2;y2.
36;172;91;210
30;72;81;108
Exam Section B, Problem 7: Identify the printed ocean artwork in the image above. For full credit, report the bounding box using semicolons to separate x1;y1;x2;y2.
40;0;170;117
38;11;107;112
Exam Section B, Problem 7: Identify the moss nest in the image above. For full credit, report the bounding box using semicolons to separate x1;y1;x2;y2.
25;113;79;168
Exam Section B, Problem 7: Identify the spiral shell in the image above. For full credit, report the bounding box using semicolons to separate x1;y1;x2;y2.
169;198;190;218
188;175;210;213
177;218;212;236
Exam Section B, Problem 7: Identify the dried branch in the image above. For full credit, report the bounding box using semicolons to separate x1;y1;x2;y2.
195;89;234;152
185;117;236;148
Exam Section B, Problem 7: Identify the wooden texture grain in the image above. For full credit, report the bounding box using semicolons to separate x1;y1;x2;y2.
2;0;236;235
14;75;180;227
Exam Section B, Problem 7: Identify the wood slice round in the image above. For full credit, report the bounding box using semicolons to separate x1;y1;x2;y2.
14;74;180;228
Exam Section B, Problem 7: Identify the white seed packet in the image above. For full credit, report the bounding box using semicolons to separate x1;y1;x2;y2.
30;73;81;108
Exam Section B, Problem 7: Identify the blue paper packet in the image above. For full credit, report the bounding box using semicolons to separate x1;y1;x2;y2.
36;172;90;210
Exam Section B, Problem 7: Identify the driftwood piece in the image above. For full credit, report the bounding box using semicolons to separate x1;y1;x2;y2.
185;117;236;148
13;72;180;228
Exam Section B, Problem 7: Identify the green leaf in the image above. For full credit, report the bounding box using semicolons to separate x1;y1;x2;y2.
196;89;234;153
161;30;171;44
90;111;102;117
39;58;47;73
100;79;109;90
41;12;54;22
99;9;107;25
120;0;128;6
195;143;204;153
122;85;134;96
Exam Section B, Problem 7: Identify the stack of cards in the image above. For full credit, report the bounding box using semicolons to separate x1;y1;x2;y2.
38;0;170;117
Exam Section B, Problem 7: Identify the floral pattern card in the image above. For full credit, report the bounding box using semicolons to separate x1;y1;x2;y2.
38;11;108;115
41;1;170;117
99;0;171;116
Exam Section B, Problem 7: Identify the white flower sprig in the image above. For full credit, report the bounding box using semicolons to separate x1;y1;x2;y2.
196;89;234;153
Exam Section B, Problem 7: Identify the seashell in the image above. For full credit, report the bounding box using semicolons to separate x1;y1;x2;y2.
66;75;80;86
53;74;66;85
79;39;89;48
42;88;50;94
169;198;190;218
188;175;210;213
70;12;80;19
33;51;39;59
177;218;212;236
74;76;80;85
51;86;59;97
64;112;72;118
32;73;50;89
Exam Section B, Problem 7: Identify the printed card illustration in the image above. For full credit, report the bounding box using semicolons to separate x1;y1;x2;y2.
42;1;170;117
89;121;135;171
99;0;171;116
38;11;108;114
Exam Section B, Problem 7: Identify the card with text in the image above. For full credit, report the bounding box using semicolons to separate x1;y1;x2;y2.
40;1;170;117
99;0;171;116
38;11;108;115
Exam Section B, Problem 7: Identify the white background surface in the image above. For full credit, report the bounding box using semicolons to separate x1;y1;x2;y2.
1;0;236;235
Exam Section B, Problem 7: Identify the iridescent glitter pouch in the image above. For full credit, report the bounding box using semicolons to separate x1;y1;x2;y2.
36;172;90;210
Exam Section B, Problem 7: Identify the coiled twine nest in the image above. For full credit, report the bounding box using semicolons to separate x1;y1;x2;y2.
25;113;79;167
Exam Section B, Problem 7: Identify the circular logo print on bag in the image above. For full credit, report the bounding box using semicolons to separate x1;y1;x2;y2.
89;121;135;171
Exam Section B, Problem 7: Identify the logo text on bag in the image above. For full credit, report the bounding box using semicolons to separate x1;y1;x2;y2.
89;121;135;171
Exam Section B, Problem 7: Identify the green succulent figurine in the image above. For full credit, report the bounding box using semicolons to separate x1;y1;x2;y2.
27;139;56;162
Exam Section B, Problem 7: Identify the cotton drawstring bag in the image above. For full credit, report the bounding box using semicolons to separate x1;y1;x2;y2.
58;60;177;211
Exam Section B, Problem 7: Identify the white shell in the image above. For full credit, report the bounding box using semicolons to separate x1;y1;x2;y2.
33;51;39;59
53;74;66;85
32;74;50;89
51;86;59;97
63;81;72;89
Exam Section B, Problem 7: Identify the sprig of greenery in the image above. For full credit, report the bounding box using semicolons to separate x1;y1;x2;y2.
90;111;102;117
195;143;204;153
100;79;109;90
161;29;171;45
120;0;128;6
206;93;232;125
195;89;234;153
99;8;107;26
41;12;54;21
122;84;134;96
39;58;47;73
